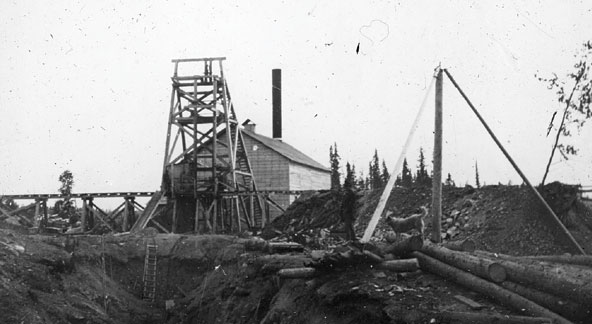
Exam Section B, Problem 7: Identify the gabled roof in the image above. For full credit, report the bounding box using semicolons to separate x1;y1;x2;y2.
242;129;330;173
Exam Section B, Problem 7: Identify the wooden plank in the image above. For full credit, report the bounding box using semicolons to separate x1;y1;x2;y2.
171;57;226;63
454;294;485;310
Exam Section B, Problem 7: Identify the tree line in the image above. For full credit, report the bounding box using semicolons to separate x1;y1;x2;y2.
330;144;460;191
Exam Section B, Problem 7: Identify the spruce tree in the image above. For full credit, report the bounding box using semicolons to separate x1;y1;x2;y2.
329;143;341;190
401;158;413;187
344;162;356;190
369;149;383;189
475;161;481;188
381;159;390;185
415;147;430;186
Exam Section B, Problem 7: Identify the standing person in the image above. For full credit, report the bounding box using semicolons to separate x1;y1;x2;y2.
340;188;357;241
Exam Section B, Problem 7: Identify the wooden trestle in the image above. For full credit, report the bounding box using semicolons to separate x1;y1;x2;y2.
1;192;151;233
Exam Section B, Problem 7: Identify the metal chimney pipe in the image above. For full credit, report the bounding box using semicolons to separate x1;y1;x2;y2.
272;69;282;140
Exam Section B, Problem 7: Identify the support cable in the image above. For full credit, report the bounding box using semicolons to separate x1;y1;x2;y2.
443;69;585;255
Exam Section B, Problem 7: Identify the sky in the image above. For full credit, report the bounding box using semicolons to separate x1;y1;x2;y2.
1;1;592;208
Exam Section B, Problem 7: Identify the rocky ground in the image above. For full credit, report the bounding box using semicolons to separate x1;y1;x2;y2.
1;182;591;323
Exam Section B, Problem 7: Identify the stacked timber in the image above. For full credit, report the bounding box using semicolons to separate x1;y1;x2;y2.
413;243;592;324
472;250;592;322
276;242;421;279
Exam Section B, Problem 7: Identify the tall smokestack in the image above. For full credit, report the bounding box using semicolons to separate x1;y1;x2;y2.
272;69;282;140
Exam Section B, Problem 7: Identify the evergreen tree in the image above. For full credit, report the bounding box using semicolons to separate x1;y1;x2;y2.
475;161;481;188
381;159;390;185
344;162;356;190
415;147;431;186
401;158;413;187
329;143;341;190
368;149;383;189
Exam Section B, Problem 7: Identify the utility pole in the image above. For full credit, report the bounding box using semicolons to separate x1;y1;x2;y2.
431;68;443;243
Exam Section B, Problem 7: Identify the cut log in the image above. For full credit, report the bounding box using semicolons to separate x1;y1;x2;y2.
267;242;304;254
522;255;592;267
475;251;592;268
500;281;590;323
435;311;553;324
278;267;318;279
473;250;592;306
382;233;423;256
362;250;384;263
443;239;476;252
411;252;573;324
376;259;419;272
420;242;506;283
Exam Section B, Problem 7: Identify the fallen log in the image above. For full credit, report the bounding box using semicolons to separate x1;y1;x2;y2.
522;255;592;267
278;267;318;279
500;281;590;323
382;233;423;256
242;239;304;254
376;259;419;272
362;250;384;263
411;251;573;324
420;242;506;283
443;239;476;252
475;250;592;268
435;311;552;324
281;259;421;278
267;242;304;254
473;250;592;305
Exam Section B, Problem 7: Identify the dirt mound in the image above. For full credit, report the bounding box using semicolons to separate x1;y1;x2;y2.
263;183;592;255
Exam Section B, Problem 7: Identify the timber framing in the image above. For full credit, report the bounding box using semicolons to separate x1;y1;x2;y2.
136;57;276;234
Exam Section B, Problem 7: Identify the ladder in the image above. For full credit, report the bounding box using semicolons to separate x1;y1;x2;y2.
142;243;158;302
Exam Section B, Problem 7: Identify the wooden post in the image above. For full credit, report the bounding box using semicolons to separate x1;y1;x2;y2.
123;197;130;232
265;194;271;226
172;200;178;233
42;199;48;228
194;198;200;233
34;199;40;228
432;69;443;243
81;198;88;231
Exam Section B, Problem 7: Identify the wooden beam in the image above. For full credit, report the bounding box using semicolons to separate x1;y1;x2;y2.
431;68;443;243
81;199;88;231
89;201;114;232
149;218;170;234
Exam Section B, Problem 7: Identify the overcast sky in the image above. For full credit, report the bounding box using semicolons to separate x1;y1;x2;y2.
1;1;591;205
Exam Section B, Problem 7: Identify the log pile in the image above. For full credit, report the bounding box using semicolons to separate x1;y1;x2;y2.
414;243;592;323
